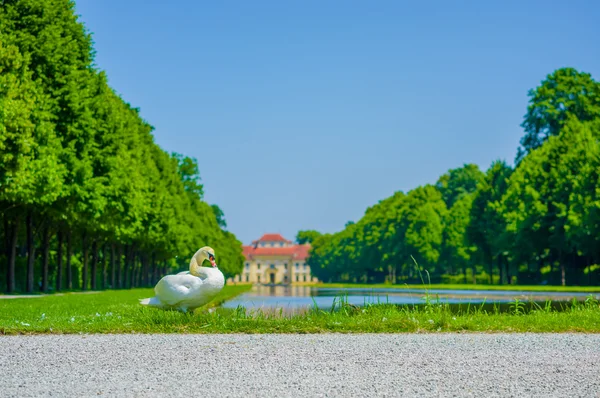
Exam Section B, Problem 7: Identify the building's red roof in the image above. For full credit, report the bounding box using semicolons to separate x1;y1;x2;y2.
242;243;311;261
294;244;310;261
252;233;291;244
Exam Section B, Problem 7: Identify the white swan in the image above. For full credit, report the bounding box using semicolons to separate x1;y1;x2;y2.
139;246;225;312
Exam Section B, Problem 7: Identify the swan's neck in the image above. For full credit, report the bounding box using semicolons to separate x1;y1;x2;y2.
189;248;222;282
191;265;220;278
189;250;209;275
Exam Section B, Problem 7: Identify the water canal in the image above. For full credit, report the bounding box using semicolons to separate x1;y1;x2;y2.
221;285;600;313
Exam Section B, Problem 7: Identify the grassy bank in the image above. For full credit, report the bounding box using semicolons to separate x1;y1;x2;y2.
0;285;251;334
311;283;600;293
1;286;599;334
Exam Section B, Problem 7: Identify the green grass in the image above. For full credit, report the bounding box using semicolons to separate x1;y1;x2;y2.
0;285;251;334
1;286;599;334
310;283;600;293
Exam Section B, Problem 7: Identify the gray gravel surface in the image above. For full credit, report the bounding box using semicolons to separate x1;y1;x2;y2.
1;334;599;397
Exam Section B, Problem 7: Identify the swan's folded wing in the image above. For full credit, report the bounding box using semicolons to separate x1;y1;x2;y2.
154;274;203;306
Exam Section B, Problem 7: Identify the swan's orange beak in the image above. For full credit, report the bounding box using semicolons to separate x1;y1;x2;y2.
209;254;217;267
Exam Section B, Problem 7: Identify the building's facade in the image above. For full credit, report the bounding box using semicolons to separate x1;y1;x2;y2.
228;233;318;285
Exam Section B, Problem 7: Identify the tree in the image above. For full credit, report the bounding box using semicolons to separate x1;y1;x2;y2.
296;230;322;245
211;205;227;229
436;164;484;208
0;0;244;293
0;29;64;292
441;193;475;281
517;68;600;162
398;186;447;276
503;117;598;286
467;160;513;284
303;68;600;287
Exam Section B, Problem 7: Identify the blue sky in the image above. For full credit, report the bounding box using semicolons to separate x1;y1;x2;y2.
75;0;600;244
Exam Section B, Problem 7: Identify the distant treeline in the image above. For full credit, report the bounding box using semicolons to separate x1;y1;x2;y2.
0;0;244;293
302;68;600;286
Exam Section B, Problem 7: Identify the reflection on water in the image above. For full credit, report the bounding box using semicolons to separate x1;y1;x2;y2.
221;285;600;313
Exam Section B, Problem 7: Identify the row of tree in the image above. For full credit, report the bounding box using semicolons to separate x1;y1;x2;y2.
304;68;600;286
0;0;244;293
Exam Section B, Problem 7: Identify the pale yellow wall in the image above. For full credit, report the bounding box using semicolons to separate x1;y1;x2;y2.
227;255;318;285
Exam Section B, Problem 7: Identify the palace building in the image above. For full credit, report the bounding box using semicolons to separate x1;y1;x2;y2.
228;233;318;285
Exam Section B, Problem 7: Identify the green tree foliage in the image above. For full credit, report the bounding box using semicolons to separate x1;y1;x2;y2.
517;68;600;162
211;205;227;229
0;0;243;293
309;68;600;286
296;230;322;245
436;163;484;208
441;193;475;281
503;117;600;286
466;161;513;284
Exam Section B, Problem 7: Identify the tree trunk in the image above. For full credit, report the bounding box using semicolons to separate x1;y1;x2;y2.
56;230;63;291
132;251;138;287
151;252;157;285
124;244;130;288
142;252;149;287
124;245;129;288
110;243;116;289
129;246;136;288
134;251;140;287
116;244;122;289
498;256;504;285
6;216;19;293
163;260;167;278
138;251;143;287
102;243;108;289
67;231;73;289
26;212;36;293
3;216;8;258
41;226;50;293
487;252;493;285
91;239;98;290
82;232;88;291
505;258;511;285
66;231;73;289
561;263;566;286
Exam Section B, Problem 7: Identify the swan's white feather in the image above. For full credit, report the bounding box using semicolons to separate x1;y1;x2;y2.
140;246;224;312
154;274;205;306
140;268;224;312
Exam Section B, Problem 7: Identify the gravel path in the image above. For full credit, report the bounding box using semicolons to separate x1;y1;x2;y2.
1;334;599;397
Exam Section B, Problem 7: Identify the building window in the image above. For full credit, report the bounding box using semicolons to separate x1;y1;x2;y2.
295;263;299;269
279;242;283;247
304;264;307;270
246;275;249;282
270;264;275;269
304;275;307;282
284;263;288;269
257;264;261;270
245;263;249;270
284;276;288;282
258;275;261;283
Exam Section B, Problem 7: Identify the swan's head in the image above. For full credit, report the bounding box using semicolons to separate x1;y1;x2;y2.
199;246;217;267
